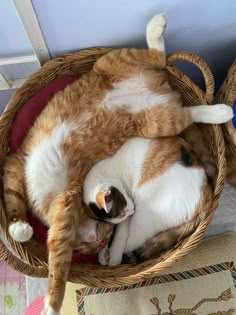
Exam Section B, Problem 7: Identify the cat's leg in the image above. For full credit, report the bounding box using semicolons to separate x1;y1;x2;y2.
3;154;33;242
108;217;131;266
146;13;167;52
134;103;233;138
42;193;79;315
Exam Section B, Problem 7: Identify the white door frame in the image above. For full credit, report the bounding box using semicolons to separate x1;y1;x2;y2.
0;0;50;90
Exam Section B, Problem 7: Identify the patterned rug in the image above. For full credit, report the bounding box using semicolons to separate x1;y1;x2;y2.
76;262;236;315
62;233;236;315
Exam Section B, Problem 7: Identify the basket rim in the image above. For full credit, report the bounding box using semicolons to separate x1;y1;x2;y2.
215;58;236;185
0;48;226;287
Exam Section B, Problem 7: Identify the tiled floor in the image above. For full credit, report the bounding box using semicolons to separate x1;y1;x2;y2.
0;261;26;315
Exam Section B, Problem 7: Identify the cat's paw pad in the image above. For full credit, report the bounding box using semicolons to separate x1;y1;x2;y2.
41;296;59;315
9;221;33;242
146;13;167;49
98;247;110;266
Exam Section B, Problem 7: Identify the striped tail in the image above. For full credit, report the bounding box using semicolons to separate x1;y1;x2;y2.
181;125;216;185
122;210;207;264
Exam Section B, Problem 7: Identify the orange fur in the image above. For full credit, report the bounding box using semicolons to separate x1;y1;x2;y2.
139;137;183;186
96;191;110;210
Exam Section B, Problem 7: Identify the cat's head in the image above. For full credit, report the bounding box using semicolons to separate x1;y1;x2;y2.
83;185;135;224
74;213;114;254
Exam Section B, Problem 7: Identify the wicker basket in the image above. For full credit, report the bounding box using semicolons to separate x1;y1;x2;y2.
0;48;226;288
215;59;236;186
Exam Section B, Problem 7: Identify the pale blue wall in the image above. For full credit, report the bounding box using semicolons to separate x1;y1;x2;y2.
0;89;16;112
0;0;34;110
32;0;236;90
0;0;34;57
1;0;236;110
32;0;236;62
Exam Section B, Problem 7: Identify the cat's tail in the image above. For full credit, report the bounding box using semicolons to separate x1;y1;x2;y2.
3;154;33;242
181;124;217;185
122;183;213;264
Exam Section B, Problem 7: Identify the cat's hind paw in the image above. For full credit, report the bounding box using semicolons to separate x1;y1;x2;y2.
191;104;234;124
146;13;167;50
9;221;33;242
209;104;234;123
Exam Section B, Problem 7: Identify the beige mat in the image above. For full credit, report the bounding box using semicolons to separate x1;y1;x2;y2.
62;233;236;315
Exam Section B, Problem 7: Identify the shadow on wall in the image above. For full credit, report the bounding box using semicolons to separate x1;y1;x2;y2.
165;41;236;93
208;41;236;91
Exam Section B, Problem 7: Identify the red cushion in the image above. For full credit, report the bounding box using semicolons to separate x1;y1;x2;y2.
9;76;98;264
10;76;78;153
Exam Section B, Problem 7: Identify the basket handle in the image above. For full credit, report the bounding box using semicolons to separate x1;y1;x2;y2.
167;52;214;104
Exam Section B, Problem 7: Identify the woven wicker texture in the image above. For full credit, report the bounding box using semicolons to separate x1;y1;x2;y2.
0;48;226;288
215;59;236;186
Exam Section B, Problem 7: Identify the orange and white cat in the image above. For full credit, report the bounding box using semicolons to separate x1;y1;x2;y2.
3;13;233;315
83;136;212;266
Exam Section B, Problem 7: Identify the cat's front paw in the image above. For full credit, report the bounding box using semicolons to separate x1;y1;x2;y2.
108;250;123;266
41;296;59;315
108;256;122;266
98;247;110;266
9;221;33;242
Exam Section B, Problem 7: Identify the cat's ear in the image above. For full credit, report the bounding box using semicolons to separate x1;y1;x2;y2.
96;190;113;213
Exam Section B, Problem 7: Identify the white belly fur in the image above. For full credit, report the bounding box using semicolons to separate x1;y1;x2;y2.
103;75;173;112
25;122;71;211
